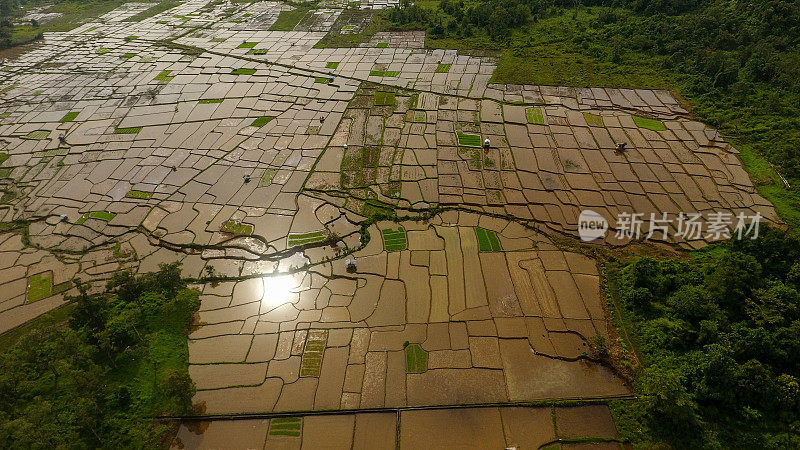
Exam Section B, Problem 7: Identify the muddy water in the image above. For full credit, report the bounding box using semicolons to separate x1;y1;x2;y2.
170;406;623;449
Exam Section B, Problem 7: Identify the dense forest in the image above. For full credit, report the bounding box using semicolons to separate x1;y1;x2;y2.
0;263;199;448
608;226;800;446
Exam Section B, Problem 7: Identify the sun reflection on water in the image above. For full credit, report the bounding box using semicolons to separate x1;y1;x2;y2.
261;274;296;308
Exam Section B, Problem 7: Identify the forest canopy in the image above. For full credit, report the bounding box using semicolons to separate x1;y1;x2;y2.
608;226;800;447
0;263;199;448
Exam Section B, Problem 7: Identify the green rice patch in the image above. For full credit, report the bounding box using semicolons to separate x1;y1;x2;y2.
373;91;396;106
435;63;451;73
198;98;224;104
260;168;277;186
0;153;8;165
125;35;138;41
222;220;253;235
475;227;502;252
27;272;52;303
237;41;258;49
120;53;136;59
248;48;268;55
76;211;116;224
60;111;79;122
288;230;326;247
369;70;399;77
0;112;9;119
526;107;545;125
314;76;333;84
381;226;407;252
405;343;427;373
210;37;226;42
456;131;482;147
633;115;667;131
231;68;256;75
251;116;275;127
300;330;327;377
25;130;50;140
153;70;174;83
376;42;388;48
584;112;604;127
125;189;153;199
114;126;142;134
82;26;99;33
269;417;301;437
96;48;111;54
326;61;339;69
341;25;355;31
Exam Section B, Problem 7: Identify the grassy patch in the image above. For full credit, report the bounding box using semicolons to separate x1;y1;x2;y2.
456;131;482;147
373;91;396;106
737;142;800;230
326;61;340;69
123;1;181;22
76;211;116;224
221;220;253;235
633;115;666;131
269;417;302;437
114;126;142;134
0;304;74;353
236;41;258;49
25;130;50;140
248;48;268;55
198;98;224;104
120;52;136;59
381;226;407;252
96;48;111;54
251;116;274;127
435;63;451;73
153;70;174;83
369;70;400;77
27;272;52;302
405;343;427;373
526;107;545;124
475;227;502;252
0;153;8;165
288;230;327;247
60;111;79;122
231;68;256;75
126;189;153;199
5;0;128;46
260;168;278;186
376;42;388;48
315;9;383;48
269;7;310;31
584;112;604;127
